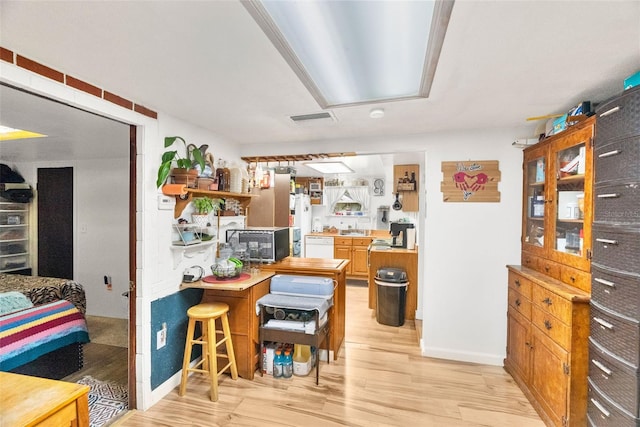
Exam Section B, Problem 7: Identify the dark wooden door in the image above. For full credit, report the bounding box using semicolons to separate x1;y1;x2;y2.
37;167;73;279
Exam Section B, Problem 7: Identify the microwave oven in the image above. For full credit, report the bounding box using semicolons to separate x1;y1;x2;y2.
309;182;322;192
226;227;290;263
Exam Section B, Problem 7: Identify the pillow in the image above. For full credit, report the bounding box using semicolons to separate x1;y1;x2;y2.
0;291;34;315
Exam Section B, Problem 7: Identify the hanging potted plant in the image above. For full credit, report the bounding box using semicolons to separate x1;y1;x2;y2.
191;196;223;228
156;136;205;188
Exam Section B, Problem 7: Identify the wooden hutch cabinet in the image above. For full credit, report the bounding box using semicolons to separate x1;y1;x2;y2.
506;116;595;427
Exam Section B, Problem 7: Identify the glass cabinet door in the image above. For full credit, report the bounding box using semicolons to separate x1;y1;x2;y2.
549;124;593;270
523;146;547;254
554;143;585;256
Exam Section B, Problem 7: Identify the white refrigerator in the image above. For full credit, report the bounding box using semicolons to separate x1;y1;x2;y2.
293;194;312;256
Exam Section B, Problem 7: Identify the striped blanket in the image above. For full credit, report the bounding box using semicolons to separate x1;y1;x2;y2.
0;299;90;371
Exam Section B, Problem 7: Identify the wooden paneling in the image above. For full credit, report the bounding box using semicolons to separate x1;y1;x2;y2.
393;164;419;212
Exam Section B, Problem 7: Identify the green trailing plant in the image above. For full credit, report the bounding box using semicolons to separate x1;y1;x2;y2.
156;136;205;188
192;196;223;215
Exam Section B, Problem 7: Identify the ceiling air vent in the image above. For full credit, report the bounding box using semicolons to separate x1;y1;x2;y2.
289;111;336;126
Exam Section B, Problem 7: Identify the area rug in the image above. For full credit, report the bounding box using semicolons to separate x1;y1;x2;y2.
77;375;128;427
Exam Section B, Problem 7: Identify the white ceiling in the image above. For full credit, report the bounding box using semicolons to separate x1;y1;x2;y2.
0;1;639;166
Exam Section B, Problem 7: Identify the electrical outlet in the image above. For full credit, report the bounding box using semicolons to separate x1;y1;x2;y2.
156;323;167;349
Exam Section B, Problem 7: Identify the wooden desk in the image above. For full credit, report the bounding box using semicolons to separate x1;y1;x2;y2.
0;372;90;427
260;257;349;360
181;271;274;380
368;247;418;320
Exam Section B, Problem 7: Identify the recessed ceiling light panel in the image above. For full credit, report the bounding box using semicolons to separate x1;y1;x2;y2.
303;161;354;174
243;0;454;108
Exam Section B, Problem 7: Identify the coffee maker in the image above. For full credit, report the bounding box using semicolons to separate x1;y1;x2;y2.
390;222;415;248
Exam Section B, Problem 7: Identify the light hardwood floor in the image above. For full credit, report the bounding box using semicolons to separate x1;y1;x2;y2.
115;285;544;426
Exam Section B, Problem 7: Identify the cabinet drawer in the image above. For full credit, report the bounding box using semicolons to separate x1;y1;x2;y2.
587;378;640;427
532;285;573;323
0;212;26;225
0;255;28;271
538;258;561;280
592;225;640;276
0;226;27;240
592;265;640;321
521;252;538;270
333;237;352;246
591;302;640;368
509;271;533;299
593;182;640;226
532;305;571;350
508;288;531;320
595;136;640;184
595;86;640;145
560;265;591;293
35;401;76;427
589;338;640;417
0;241;27;256
352;237;372;247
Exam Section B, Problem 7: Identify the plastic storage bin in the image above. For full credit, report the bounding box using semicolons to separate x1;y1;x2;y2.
375;267;408;326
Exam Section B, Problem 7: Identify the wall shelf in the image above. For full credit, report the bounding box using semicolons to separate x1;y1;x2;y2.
172;189;256;219
170;241;215;269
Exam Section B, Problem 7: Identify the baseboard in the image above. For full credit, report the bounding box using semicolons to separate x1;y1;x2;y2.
420;344;504;366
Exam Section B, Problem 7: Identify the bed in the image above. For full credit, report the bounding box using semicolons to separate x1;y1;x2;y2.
0;273;90;379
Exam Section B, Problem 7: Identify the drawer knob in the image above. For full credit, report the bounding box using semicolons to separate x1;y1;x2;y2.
594;277;615;288
570;276;576;282
542;297;552;306
544;320;552;330
515;298;521;307
514;279;521;287
593;317;614;330
544;265;550;272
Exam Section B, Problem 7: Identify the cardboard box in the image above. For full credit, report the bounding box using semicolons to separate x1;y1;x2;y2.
262;342;277;375
624;70;640;90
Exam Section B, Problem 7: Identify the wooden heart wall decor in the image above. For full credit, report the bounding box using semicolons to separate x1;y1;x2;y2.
441;160;501;202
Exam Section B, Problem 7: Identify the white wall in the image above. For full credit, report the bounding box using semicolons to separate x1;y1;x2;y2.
11;153;131;319
422;131;522;365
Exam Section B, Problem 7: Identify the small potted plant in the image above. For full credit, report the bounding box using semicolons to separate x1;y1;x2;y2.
191;196;223;228
156;136;205;188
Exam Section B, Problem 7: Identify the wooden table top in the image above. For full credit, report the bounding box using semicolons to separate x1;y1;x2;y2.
0;372;90;427
181;270;275;291
261;257;350;273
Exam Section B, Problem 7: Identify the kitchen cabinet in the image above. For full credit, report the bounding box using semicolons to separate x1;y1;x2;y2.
183;271;274;380
333;236;372;279
507;118;596;427
0;199;30;274
521;117;594;284
505;266;590;427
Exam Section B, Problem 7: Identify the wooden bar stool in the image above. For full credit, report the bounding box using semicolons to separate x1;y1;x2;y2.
179;302;238;401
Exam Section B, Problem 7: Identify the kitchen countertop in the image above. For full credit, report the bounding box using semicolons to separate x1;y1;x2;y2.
306;230;391;238
180;270;275;291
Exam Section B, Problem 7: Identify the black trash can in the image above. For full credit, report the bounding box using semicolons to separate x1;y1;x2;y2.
375;267;408;326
